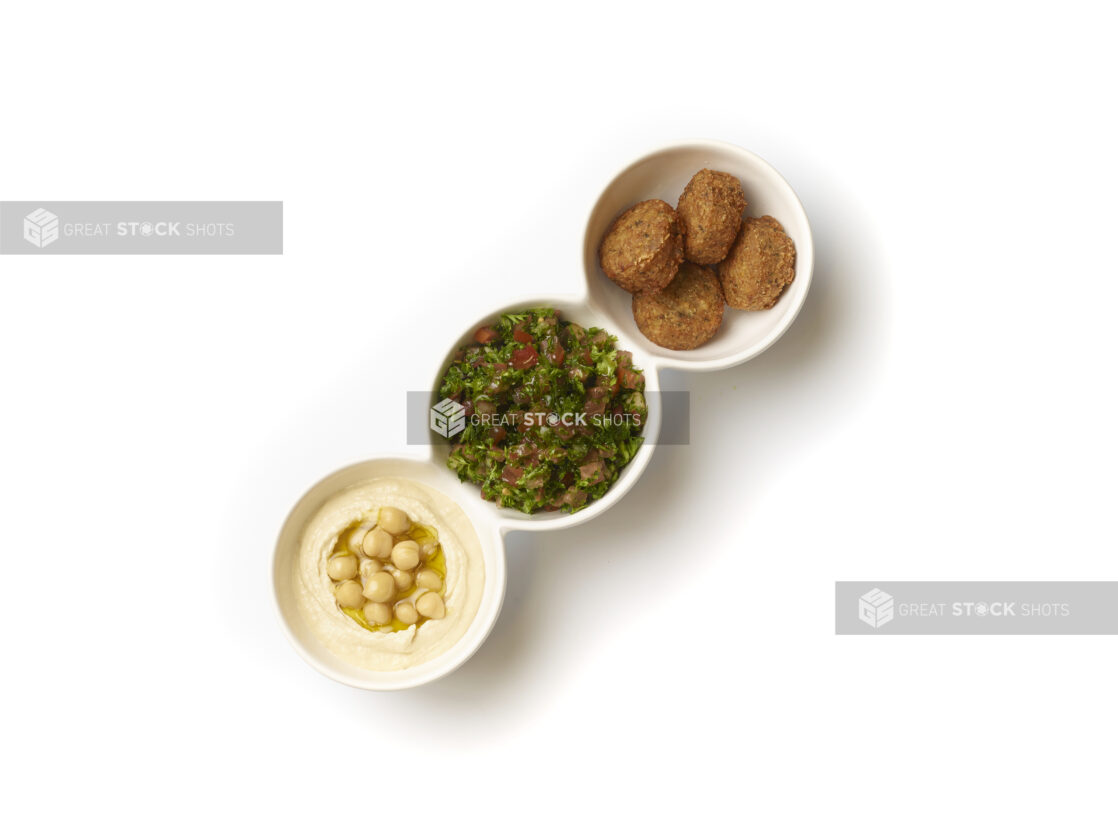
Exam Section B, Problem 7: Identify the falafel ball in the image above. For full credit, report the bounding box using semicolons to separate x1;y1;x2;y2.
599;199;685;294
676;169;747;264
632;262;725;350
718;216;796;310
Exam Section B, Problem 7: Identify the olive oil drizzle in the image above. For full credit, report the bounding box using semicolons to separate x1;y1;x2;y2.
333;517;446;633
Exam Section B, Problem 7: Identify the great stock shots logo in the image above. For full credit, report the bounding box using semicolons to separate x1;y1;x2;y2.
428;400;644;441
23;208;59;248
0;202;283;254
858;588;894;628
430;398;467;439
837;582;1118;634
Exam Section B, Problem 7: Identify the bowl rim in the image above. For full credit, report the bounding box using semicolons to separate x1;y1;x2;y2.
581;137;815;372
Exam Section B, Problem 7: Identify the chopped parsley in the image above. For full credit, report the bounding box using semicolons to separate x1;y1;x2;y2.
437;307;646;514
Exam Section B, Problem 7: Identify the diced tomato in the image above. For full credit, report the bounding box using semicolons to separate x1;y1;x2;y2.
552;423;575;440
584;398;607;417
511;442;541;464
542;337;564;366
485;379;509;396
586;385;608;401
501;465;523;485
489;426;507;443
579;460;605;483
619;367;644;390
474;326;499;345
561;488;588;507
512;328;533;345
511;346;538;369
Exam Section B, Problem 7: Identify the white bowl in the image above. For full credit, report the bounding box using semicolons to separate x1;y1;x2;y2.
272;455;508;691
584;139;813;371
426;295;663;535
273;140;812;689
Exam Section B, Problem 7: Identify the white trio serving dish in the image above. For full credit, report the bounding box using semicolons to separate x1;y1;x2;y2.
273;139;814;689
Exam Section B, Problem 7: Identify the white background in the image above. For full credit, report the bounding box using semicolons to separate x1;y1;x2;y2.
2;1;1116;832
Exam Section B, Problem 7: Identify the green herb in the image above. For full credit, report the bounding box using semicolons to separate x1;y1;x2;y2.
437;308;646;514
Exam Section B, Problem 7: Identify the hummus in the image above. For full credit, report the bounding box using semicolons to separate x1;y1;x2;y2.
294;477;485;671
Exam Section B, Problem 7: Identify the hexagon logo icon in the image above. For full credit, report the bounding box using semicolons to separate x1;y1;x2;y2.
858;588;894;628
24;208;60;248
430;397;466;439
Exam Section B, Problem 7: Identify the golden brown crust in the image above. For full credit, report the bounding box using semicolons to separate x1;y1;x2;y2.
717;216;796;310
676;169;747;265
632;262;725;350
598;199;685;294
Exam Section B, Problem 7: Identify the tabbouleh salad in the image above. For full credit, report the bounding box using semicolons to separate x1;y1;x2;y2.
437;307;646;514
